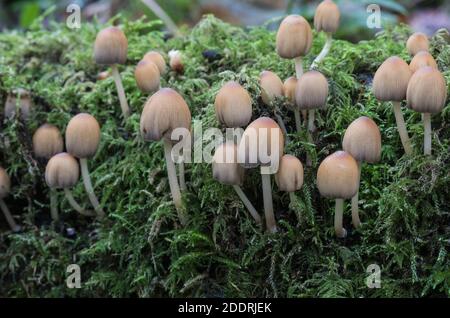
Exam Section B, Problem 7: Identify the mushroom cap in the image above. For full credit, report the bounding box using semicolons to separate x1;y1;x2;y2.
169;50;184;73
45;153;80;189
93;26;128;65
214;81;253;128
32;124;64;159
140;88;191;142
407;67;447;114
66;113;101;159
276;15;313;59
283;76;297;105
373;56;412;102
342;116;381;163
409;51;438;73
317;151;359;199
295;70;329;110
143;51;166;74
275;155;304;192
135;60;161;93
4;89;33;121
0;167;11;199
260;71;284;105
314;0;340;34
406;32;429;56
212;142;244;186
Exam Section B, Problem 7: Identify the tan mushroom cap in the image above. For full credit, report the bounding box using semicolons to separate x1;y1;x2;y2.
409;51;438;73
168;50;184;74
275;155;304;192
373;56;412;102
276;15;313;59
94;26;128;65
135;60;161;93
143;51;166;74
295;70;329;110
406;32;429;56
407;67;447;114
314;0;340;34
343;116;381;163
317;151;359;199
0;167;11;199
45;153;80;189
260;71;284;105
4;89;33;120
66;113;101;159
214;81;252;128
283;76;297;105
32;124;64;159
140;88;191;142
212;142;244;186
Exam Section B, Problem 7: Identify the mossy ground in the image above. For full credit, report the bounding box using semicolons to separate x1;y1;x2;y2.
0;15;449;297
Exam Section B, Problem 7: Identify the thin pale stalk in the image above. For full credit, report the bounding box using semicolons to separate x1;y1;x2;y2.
294;56;303;79
351;161;362;228
111;64;130;119
80;158;105;218
307;109;315;142
0;199;20;232
335;198;347;238
64;189;95;217
50;189;59;221
232;185;262;225
392;101;413;155
261;172;277;233
141;0;181;37
179;162;186;191
423;113;432;155
294;109;302;133
311;32;333;69
274;112;289;142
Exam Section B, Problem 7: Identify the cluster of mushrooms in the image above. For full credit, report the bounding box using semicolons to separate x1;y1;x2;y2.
0;0;448;238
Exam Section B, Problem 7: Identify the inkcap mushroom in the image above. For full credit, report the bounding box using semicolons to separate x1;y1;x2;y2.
275;155;304;209
215;81;252;128
409;51;438;73
0;167;20;232
32;124;64;160
143;51;166;75
406;32;429;56
135;59;161;93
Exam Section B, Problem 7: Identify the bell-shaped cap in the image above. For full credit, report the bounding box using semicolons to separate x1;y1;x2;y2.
260;71;284;105
94;26;128;65
409;51;437;73
45;153;80;189
283;76;297;105
295;70;328;110
169;50;184;73
314;0;340;34
317;151;359;199
0;167;11;199
33;124;64;159
343;116;381;163
373;56;412;102
275;155;304;192
407;67;447;114
66;113;101;159
140;88;191;142
135;60;161;93
4;89;33;121
214;81;252;128
406;32;429;56
143;51;166;74
276;15;312;59
212;142;244;186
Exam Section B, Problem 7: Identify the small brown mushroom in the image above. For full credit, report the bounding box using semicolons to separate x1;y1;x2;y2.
284;76;307;131
143;51;166;75
135;59;161;93
215;81;252;128
409;51;438;73
4;89;33;121
275;155;304;209
0;167;20;232
32;124;64;160
406;32;429;56
169;50;184;74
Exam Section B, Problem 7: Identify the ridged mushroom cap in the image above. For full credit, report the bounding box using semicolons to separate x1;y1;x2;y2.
317;151;359;199
260;71;284;105
140;88;191;142
343;116;381;163
143;51;166;74
33;124;64;159
314;0;340;34
135;60;161;93
275;155;304;192
406;32;429;56
409;51;438;73
169;50;184;73
93;26;128;65
0;167;11;199
295;70;329;110
407;67;447;114
4;89;33;121
276;15;313;59
283;76;297;105
212;142;244;186
66;113;101;159
214;81;252;128
373;56;412;102
45;153;80;189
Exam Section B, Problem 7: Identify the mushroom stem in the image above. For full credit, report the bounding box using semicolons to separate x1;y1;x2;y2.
351;161;362;229
80;158;105;218
179;162;187;191
50;189;59;221
163;139;187;225
294;109;302;133
334;198;347;238
232;185;262;225
274;112;289;142
141;0;181;37
64;189;95;217
311;32;332;69
423;113;432;155
302;110;308;127
261;172;277;233
289;192;296;209
0;199;20;232
294;56;304;79
111;64;130;119
307;109;315;141
392;101;413;155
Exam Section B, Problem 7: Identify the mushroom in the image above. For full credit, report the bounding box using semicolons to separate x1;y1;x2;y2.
32;124;64;160
238;117;284;233
275;155;304;209
45;153;95;218
311;0;340;69
135;59;161;93
409;51;438;73
407;67;447;155
140;88;191;225
317;151;359;238
94;26;130;118
406;32;429;56
169;50;184;74
215;81;252;128
4;88;33;121
342;116;381;228
0;167;20;232
66;113;104;218
143;51;166;75
373;56;413;155
212;142;261;225
284;76;307;130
